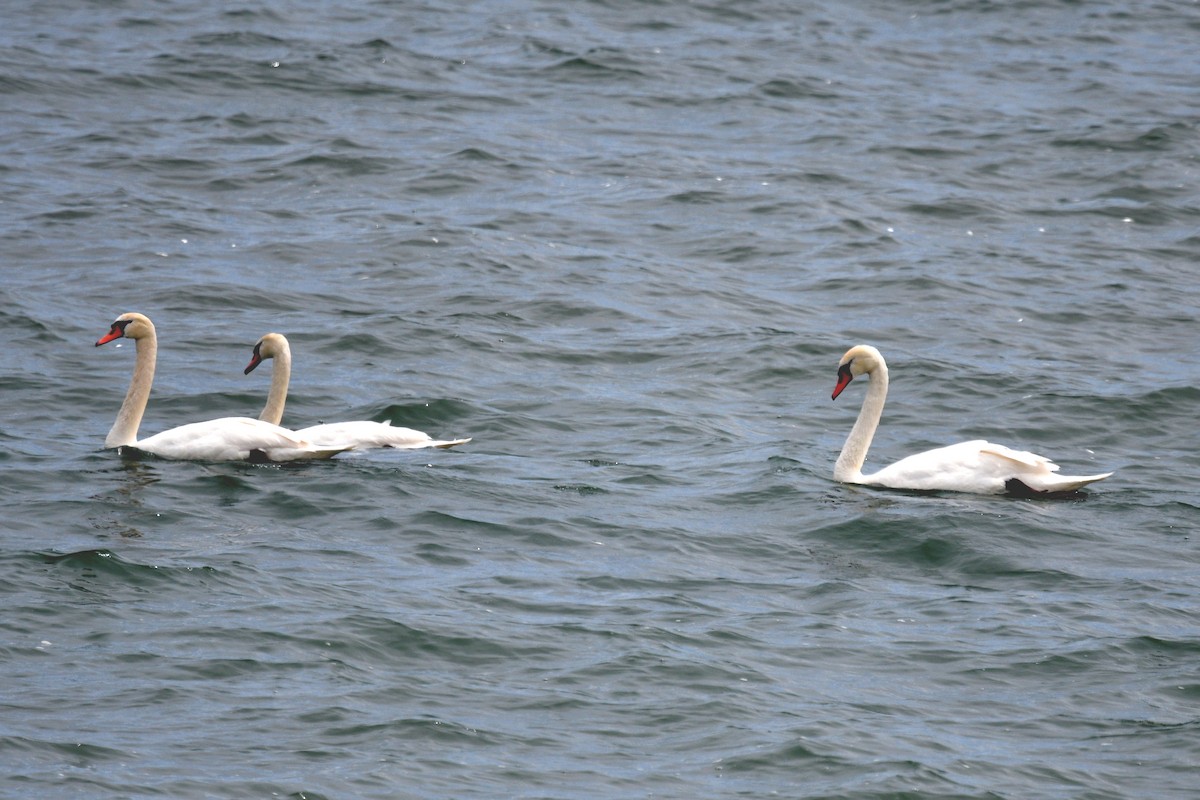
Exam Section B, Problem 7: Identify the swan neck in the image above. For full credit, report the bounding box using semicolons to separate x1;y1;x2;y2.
106;328;156;447
835;363;888;482
260;344;291;425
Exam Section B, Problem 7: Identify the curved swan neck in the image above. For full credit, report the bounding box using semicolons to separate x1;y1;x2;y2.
835;361;888;482
259;341;291;426
106;327;157;447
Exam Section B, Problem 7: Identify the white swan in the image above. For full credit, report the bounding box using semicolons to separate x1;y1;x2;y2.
96;313;350;462
243;332;471;451
831;344;1112;495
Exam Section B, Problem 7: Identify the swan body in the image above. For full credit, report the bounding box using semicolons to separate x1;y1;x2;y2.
96;313;349;462
831;345;1112;495
244;332;471;451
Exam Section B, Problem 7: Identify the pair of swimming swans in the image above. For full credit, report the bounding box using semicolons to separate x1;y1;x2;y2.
96;312;468;462
832;345;1112;495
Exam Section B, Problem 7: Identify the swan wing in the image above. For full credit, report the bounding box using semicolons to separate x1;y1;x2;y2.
864;440;1110;495
977;442;1112;492
136;417;349;462
297;420;470;451
865;441;1010;494
978;442;1057;471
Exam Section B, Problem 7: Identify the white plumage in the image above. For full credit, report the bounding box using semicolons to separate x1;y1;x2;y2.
831;345;1112;495
244;332;471;451
96;313;348;462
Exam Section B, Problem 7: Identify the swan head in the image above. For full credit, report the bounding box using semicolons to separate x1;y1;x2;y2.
96;312;154;347
244;332;289;375
832;344;885;400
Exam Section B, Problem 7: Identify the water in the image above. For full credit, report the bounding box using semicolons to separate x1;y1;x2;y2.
2;1;1199;797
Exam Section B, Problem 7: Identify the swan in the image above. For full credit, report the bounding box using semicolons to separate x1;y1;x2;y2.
96;313;350;462
243;332;471;451
831;344;1112;495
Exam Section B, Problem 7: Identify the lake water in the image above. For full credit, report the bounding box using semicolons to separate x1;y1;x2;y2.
2;1;1199;798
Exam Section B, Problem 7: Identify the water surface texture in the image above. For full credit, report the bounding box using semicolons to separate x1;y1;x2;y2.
3;1;1199;798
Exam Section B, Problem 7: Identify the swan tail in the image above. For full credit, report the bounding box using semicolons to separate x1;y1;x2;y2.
255;445;352;462
1051;471;1113;490
375;435;471;450
375;422;471;449
428;437;471;449
307;446;353;460
1006;471;1113;497
365;426;471;450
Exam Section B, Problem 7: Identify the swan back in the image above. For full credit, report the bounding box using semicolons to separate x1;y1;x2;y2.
864;440;1111;495
296;420;471;450
136;416;349;462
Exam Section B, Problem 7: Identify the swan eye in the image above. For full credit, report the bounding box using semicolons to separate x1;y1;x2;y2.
112;319;132;336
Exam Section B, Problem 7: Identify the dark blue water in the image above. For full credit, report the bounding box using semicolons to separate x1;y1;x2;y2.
3;1;1199;797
